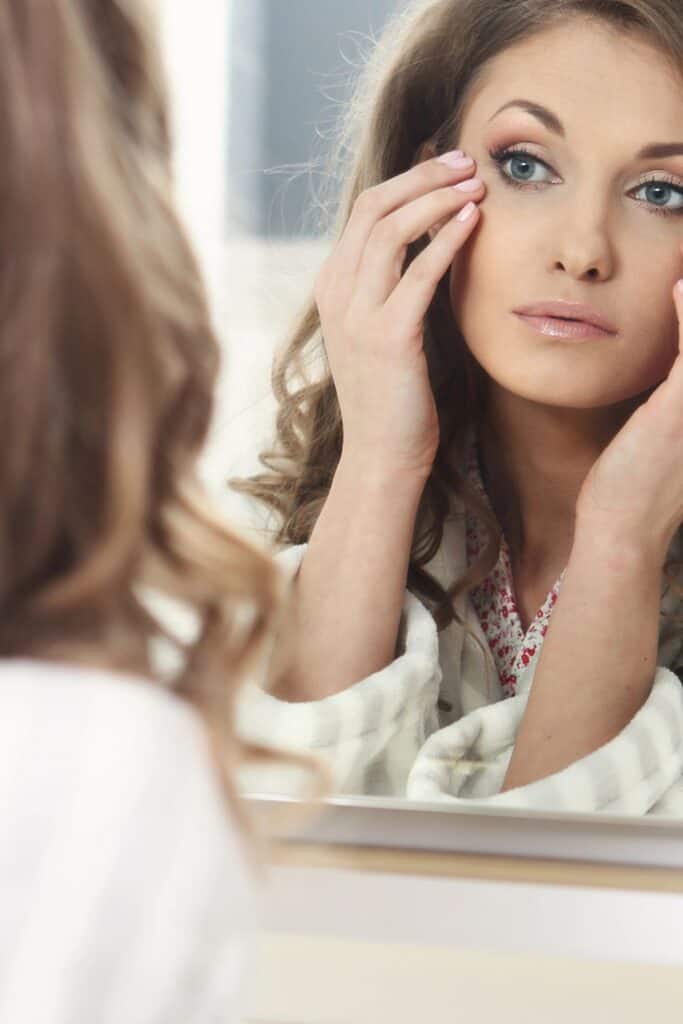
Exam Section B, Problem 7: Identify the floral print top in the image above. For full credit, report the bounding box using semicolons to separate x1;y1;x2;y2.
464;431;566;698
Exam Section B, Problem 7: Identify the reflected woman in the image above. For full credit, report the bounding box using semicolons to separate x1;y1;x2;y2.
233;0;683;814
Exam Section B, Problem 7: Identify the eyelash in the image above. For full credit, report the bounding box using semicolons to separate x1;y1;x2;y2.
488;144;683;218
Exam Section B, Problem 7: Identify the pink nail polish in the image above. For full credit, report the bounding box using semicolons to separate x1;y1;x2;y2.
457;201;477;222
454;177;483;192
437;150;465;167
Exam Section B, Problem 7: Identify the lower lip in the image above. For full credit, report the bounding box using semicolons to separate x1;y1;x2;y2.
514;313;614;339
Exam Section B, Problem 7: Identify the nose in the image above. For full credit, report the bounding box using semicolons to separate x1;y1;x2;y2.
552;202;615;281
554;238;613;281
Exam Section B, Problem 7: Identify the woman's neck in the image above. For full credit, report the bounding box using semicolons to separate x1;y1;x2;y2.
477;383;643;575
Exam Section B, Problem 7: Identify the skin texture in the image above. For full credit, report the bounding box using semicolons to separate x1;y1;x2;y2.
445;17;683;628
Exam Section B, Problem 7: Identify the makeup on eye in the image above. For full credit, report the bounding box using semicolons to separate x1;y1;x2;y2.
484;142;683;217
487;99;683;161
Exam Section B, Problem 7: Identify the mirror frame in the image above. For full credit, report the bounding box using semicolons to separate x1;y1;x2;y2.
248;792;683;893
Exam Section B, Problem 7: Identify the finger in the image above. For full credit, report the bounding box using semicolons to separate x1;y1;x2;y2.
381;200;481;329
675;276;683;354
330;153;477;281
353;179;485;310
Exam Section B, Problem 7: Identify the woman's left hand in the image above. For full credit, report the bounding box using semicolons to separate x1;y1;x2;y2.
576;254;683;563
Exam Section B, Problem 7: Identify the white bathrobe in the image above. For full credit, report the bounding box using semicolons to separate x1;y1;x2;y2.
0;659;255;1023
236;492;683;817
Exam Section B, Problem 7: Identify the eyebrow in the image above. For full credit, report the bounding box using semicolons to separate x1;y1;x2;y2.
489;99;683;160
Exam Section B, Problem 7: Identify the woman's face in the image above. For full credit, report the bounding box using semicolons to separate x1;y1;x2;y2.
449;17;683;409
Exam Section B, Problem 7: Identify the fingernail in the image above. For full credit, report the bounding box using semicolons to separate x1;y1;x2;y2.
437;150;468;168
457;201;477;222
676;279;683;299
453;177;483;192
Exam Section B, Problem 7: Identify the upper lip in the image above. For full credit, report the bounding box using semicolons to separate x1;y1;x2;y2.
513;301;617;334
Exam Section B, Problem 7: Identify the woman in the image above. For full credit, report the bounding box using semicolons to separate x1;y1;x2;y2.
233;0;683;814
0;2;320;1020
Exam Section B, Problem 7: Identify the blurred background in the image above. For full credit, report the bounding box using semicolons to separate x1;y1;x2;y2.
160;0;406;530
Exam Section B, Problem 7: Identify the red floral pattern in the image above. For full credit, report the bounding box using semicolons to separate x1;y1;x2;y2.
464;432;566;697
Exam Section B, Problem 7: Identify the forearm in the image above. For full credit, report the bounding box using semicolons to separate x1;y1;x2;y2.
272;453;428;701
501;524;663;792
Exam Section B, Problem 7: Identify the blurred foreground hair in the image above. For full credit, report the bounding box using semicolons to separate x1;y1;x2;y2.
0;0;327;863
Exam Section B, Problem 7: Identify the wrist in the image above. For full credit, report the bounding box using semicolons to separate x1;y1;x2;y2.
571;514;667;577
337;447;434;493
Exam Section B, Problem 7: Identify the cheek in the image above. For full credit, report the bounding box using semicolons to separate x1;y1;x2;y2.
447;209;518;324
645;312;679;380
628;260;681;363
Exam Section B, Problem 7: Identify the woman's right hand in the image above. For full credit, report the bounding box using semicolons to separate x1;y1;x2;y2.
313;150;486;479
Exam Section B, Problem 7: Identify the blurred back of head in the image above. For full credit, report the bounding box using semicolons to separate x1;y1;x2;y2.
0;0;301;831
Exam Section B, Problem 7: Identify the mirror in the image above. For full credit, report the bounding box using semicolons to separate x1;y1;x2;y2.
185;1;683;840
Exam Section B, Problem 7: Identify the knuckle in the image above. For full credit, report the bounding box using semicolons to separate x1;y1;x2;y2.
406;256;433;286
437;186;467;212
420;158;446;188
412;250;433;275
425;158;444;181
371;215;399;249
352;186;379;218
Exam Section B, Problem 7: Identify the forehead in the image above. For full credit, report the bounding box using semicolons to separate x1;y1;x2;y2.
460;18;683;136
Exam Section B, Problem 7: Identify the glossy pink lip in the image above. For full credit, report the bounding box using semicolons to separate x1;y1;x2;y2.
514;313;613;340
513;301;618;334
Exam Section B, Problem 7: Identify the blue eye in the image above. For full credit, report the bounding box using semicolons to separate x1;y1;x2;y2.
488;145;683;218
491;147;554;187
634;178;683;215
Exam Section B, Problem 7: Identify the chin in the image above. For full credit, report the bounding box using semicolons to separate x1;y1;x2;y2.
486;374;659;411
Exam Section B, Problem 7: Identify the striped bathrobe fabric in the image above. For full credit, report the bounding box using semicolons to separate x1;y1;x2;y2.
236;518;683;816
